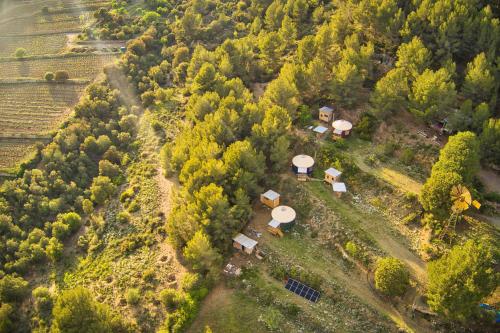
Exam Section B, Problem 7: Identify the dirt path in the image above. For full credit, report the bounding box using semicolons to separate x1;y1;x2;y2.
478;168;500;193
353;153;423;195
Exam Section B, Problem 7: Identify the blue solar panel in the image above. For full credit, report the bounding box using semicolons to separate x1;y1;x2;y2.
284;278;320;302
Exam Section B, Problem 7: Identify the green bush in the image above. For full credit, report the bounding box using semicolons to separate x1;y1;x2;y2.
125;288;140;305
159;288;178;309
0;274;29;303
54;70;70;81
345;241;360;259
374;257;410;297
355;113;378;140
14;48;27;58
400;147;415;165
33;287;53;316
44;72;55;81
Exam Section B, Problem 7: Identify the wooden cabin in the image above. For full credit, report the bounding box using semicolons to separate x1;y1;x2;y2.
267;219;284;237
324;167;342;184
319;106;334;123
332;120;353;138
332;182;347;197
260;190;280;208
232;233;258;254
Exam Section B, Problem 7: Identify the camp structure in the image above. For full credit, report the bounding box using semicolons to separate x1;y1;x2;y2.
260;189;280;208
292;154;314;181
319;106;334;122
324;167;341;184
332;119;353;138
332;182;347;197
232;233;258;254
270;205;296;231
267;219;284;237
313;125;328;138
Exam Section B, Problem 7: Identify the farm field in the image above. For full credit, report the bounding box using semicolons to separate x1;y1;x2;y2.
0;34;68;57
0;82;86;135
0;139;43;171
0;53;118;78
0;0;116;172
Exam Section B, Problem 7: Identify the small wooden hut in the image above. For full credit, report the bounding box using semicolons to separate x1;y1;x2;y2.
324;167;342;184
260;190;280;208
332;182;347;197
319;106;334;123
292;155;314;180
267;219;284;237
332;120;353;138
232;233;258;254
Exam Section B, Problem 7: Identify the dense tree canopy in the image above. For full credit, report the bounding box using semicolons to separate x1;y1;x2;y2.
427;240;498;321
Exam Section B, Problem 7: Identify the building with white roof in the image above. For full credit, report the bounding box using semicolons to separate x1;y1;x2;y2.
332;182;347;197
292;154;315;176
319;106;334;122
324;167;342;184
260;189;280;208
332;119;353;138
232;233;258;254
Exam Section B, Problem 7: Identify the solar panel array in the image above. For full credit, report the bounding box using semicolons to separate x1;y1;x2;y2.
284;278;320;302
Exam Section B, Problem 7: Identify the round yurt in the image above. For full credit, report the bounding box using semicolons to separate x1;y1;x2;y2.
332;119;353;137
292;154;314;175
271;205;297;231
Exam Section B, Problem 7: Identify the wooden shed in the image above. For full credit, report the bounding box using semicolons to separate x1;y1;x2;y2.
332;120;353;138
260;190;280;208
324;167;342;184
267;219;284;237
319;106;334;123
232;233;258;254
292;155;315;179
332;182;347;197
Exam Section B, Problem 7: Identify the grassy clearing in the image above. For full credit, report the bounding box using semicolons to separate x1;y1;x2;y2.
0;53;117;78
188;286;270;333
0;82;86;135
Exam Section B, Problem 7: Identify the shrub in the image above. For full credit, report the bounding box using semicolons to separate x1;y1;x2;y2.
55;70;70;81
159;288;178;310
44;72;55;81
33;287;53;316
374;257;410;297
0;304;14;333
117;211;130;224
258;307;284;331
126;288;140;305
14;48;27;58
356;113;378;140
0;274;29;303
400;147;415;165
345;241;360;259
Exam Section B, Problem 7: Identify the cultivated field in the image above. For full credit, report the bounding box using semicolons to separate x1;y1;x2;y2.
0;53;117;78
0;0;115;172
0;82;86;135
0;139;43;171
0;34;68;57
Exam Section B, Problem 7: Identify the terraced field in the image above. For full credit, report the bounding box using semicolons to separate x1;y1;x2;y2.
0;0;114;172
0;82;86;135
0;139;44;171
0;34;68;57
0;53;117;78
